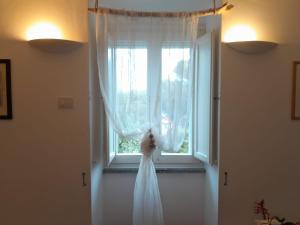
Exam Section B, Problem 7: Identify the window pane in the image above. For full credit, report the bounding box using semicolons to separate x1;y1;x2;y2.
118;136;141;154
161;48;191;154
195;39;212;159
115;48;147;154
116;48;147;93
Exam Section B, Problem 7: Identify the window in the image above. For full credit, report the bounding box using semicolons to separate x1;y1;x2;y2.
106;32;217;166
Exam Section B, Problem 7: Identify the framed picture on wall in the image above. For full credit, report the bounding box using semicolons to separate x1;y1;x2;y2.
292;61;300;120
0;59;12;120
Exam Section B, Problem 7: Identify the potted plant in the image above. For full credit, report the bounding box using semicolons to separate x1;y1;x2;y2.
254;200;300;225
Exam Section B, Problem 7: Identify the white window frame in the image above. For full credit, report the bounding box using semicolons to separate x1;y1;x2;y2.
192;31;216;165
105;31;218;167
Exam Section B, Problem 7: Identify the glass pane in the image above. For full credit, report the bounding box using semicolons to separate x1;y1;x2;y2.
116;48;147;93
118;136;141;154
115;48;147;154
161;48;191;154
196;41;212;159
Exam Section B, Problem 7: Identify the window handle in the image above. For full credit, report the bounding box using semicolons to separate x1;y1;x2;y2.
82;172;87;187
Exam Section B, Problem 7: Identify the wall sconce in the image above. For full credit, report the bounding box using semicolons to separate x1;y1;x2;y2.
223;25;277;54
27;22;82;52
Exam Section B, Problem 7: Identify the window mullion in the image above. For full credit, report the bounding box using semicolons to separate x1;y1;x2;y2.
147;43;162;162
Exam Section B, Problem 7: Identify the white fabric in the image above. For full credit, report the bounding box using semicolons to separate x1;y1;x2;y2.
95;13;199;225
95;13;199;152
133;156;163;225
133;132;164;225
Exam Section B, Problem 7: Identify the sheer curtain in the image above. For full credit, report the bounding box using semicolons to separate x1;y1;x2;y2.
95;12;199;225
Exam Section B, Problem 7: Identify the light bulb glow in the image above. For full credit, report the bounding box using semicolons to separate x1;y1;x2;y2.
224;25;257;42
26;23;62;40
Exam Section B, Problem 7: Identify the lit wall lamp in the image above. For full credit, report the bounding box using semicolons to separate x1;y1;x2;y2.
27;22;82;52
223;25;277;54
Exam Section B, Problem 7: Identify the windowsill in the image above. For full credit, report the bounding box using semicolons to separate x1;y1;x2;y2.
103;164;206;173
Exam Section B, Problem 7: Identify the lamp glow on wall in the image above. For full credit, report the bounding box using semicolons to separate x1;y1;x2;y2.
224;25;257;42
27;22;82;52
224;24;277;54
26;22;63;40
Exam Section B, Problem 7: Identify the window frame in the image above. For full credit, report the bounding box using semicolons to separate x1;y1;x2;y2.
105;32;218;167
192;32;216;164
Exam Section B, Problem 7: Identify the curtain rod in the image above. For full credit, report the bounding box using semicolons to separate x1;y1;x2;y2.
88;2;234;18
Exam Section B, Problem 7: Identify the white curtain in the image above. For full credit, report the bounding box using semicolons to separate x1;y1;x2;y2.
95;12;199;225
133;131;164;225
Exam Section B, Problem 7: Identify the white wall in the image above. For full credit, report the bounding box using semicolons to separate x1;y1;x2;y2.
220;1;300;225
102;173;205;225
89;11;105;225
5;1;299;225
203;15;222;225
0;1;91;225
